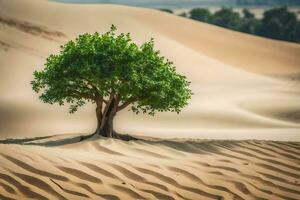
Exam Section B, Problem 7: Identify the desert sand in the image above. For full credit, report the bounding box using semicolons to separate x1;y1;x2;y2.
0;0;300;199
0;135;300;200
0;0;300;140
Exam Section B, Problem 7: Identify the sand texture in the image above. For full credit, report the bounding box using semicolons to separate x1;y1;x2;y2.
0;0;300;140
0;135;299;200
0;0;300;199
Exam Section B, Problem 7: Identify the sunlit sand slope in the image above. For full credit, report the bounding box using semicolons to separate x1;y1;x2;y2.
0;136;299;200
0;0;300;140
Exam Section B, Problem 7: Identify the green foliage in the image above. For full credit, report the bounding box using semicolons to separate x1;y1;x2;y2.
258;6;299;42
296;21;300;43
159;8;173;14
239;9;261;34
236;0;300;6
238;17;261;34
31;25;192;115
190;8;213;23
179;12;188;18
187;6;300;43
243;9;255;19
213;7;241;30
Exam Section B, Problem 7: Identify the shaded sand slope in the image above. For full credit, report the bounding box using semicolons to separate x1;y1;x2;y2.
0;0;300;140
0;136;300;200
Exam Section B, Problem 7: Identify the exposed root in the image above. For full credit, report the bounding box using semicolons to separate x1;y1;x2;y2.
79;131;138;142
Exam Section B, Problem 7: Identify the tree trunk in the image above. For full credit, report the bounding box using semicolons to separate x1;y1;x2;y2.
95;101;102;133
95;98;117;138
80;96;137;141
97;117;114;137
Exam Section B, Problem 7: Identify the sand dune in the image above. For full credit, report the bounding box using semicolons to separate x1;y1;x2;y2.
0;135;299;200
1;1;300;199
0;0;300;140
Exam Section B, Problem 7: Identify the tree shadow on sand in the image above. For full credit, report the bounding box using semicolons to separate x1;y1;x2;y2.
0;133;137;147
0;133;235;155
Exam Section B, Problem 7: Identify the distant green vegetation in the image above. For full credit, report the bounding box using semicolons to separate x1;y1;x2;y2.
159;8;173;14
236;0;300;6
186;6;300;43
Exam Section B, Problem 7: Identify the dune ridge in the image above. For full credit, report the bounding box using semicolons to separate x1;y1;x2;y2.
0;0;300;140
0;135;300;200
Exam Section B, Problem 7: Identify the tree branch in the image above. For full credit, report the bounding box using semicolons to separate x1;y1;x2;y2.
103;99;108;104
66;89;95;100
117;97;137;111
101;92;115;117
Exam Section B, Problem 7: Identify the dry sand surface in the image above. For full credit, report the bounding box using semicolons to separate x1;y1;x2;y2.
0;0;300;140
0;0;300;199
0;135;300;200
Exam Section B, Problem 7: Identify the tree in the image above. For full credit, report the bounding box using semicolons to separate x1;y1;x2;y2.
239;9;261;34
213;7;241;30
238;17;261;34
31;25;192;140
242;9;255;19
190;8;213;23
186;6;299;44
159;8;173;14
179;12;188;18
258;6;299;42
295;21;300;43
236;0;300;6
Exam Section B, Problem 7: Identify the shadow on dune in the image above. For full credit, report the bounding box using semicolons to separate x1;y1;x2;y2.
1;135;300;200
0;133;227;154
0;136;54;145
0;134;86;147
0;14;66;40
0;134;300;159
2;133;298;157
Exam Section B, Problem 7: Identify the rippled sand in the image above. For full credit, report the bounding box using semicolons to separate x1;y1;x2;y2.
0;0;300;140
0;1;300;199
0;135;300;200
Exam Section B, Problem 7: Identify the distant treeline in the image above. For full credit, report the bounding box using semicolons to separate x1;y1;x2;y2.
161;6;300;43
236;0;300;6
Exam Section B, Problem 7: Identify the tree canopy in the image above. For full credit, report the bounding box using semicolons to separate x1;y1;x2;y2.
31;25;192;138
213;7;241;30
190;8;214;23
258;6;299;42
